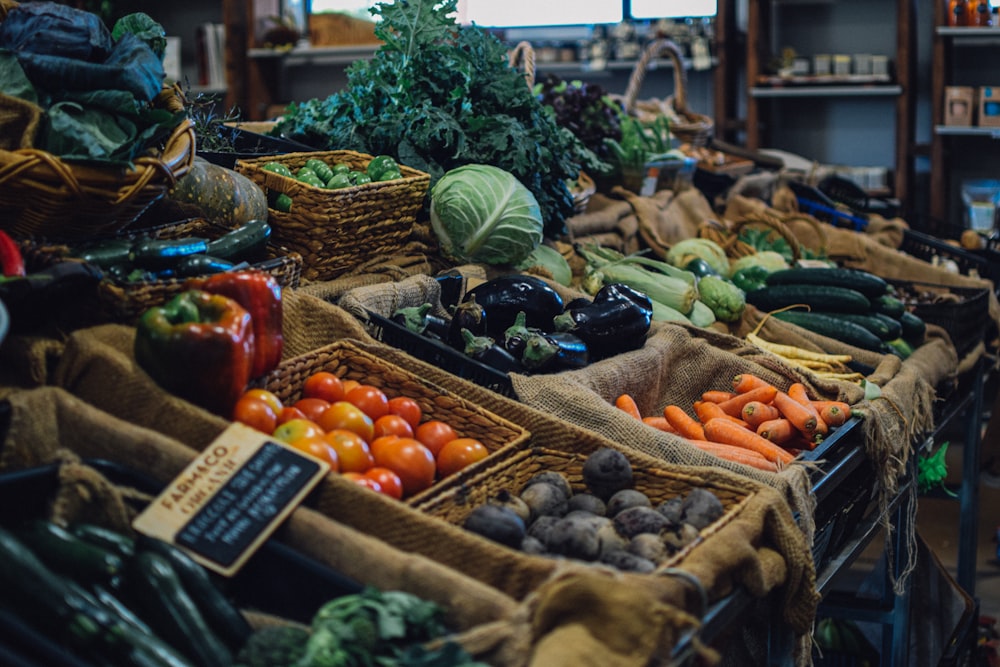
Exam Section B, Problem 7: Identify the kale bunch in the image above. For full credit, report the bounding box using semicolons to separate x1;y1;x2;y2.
274;0;597;237
534;73;622;172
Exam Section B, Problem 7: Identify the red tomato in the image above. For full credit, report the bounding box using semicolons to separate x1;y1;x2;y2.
363;467;404;500
372;414;414;440
346;384;390;421
294;397;331;424
435;438;489;478
342;472;382;493
287;436;340;472
324;429;374;474
341;379;361;395
369;435;400;461
414;420;459;458
272;418;324;444
387;396;422;430
302;371;345;403
318;401;374;443
232;395;277;434
372;437;436;497
276;406;308;426
242;388;284;415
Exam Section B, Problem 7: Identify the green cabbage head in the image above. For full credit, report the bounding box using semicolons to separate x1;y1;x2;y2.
429;164;543;266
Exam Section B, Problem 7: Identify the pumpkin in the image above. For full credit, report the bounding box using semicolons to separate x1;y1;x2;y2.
165;157;268;227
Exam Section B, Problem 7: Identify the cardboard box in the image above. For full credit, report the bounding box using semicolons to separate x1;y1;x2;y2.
946;86;976;126
979;86;1000;127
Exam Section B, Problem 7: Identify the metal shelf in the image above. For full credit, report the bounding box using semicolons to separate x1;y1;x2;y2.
934;125;1000;139
750;85;903;98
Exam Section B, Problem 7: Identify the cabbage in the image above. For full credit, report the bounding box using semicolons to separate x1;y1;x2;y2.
429;164;543;266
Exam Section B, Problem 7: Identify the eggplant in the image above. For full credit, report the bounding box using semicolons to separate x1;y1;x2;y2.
552;283;652;359
434;272;466;310
460;328;523;373
501;310;533;359
464;274;564;340
391;303;450;339
448;294;488;349
519;330;590;372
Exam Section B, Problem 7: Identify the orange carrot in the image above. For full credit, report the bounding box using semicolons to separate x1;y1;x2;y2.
663;405;706;441
755;418;798;445
816;403;849;428
686;439;779;472
786;383;828;436
741;401;782;428
701;390;736;404
693;401;751;428
732;373;774;394
614;393;642;420
772;390;819;436
716;385;779;418
702;418;796;466
643;416;678;434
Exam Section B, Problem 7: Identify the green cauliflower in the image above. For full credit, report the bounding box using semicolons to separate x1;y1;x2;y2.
697;275;746;323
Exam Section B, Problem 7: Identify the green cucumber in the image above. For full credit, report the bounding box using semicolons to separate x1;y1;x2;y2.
71;523;136;561
772;310;887;352
813;311;902;341
173;254;236;278
745;284;872;314
764;267;889;298
898;310;927;345
72;239;135;269
874;294;906;319
885;337;915;359
129;237;210;271
16;520;125;586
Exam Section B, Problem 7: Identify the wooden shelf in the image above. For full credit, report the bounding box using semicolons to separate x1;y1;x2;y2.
935;125;1000;138
750;84;903;98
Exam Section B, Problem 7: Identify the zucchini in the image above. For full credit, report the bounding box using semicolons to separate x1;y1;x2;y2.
745;284;872;314
898;310;927;345
772;310;887;352
764;267;890;298
172;254;236;278
874;294;906;319
813;311;902;341
16;519;125;586
204;218;271;262
129;237;210;271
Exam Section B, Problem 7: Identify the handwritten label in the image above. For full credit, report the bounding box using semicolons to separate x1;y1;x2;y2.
132;422;329;577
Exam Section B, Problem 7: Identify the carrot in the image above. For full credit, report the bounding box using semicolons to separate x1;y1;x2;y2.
786;383;828;436
732;373;774;394
817;404;849;428
663;405;706;441
642;416;678;434
701;390;736;404
685;439;779;472
771;390;819;436
702;418;796;466
755;418;798;445
614;393;642;420
741;401;781;428
716;385;778;418
693;401;751;428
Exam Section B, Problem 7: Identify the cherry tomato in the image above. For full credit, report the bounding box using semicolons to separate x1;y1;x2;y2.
324;429;374;473
272;418;324;444
373;414;414;440
363;467;404;500
435;438;489;478
346;384;390;421
415;420;459;458
287;436;340;472
387;396;422;430
276;406;308;426
342;472;382;493
341;379;361;395
232;395;277;434
302;371;345;403
372;437;436;497
242;388;284;415
369;435;401;461
317;401;374;443
293;397;331;424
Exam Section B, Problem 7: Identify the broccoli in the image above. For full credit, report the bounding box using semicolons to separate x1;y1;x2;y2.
233;625;310;667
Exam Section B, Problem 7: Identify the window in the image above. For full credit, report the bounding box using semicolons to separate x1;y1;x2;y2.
630;0;717;20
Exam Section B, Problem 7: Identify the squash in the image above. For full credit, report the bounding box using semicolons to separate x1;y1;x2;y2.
165;157;268;227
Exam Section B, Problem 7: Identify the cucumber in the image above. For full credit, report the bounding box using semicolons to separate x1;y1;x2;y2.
71;522;136;561
204;219;271;262
813;311;902;341
16;520;125;586
173;254;236;278
885;337;915;359
764;267;889;298
898;310;927;345
71;239;134;269
745;284;872;314
129;237;209;271
772;310;887;352
874;294;906;319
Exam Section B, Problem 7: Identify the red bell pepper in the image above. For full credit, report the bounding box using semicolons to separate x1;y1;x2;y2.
0;230;25;278
185;270;283;378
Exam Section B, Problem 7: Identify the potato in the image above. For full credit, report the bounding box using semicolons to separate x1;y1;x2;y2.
582;447;634;501
628;533;668;564
522;471;573;500
520;481;569;520
463;504;526;548
680;488;725;530
613;506;671;539
566;492;607;516
487;488;531;524
605;489;652;517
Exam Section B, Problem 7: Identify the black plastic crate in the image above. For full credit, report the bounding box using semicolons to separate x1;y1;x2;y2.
890;279;990;359
900;229;1000;287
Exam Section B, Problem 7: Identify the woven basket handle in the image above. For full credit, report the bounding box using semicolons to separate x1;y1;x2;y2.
508;41;536;89
622;38;688;116
728;212;803;263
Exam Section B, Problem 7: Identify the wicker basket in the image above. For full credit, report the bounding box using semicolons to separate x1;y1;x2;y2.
621;39;714;147
235;150;431;282
698;210;828;262
257;340;532;505
507;40;537;89
0;85;196;241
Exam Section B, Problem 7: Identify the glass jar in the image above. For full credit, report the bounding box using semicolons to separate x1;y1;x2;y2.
948;0;970;26
968;1;993;26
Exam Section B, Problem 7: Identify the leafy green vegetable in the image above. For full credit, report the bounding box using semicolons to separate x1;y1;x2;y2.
272;0;592;237
111;12;167;60
0;1;112;61
515;243;573;286
429;164;543;266
234;625;311;667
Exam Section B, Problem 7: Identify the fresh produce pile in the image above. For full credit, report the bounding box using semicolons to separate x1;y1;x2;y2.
533;74;622;171
263;155;403;213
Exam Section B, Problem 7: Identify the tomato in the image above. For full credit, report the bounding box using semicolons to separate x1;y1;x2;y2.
435;438;489;478
372;437;436;497
287;436;340;472
272;418;324;444
414;420;459;458
364;467;404;500
369;435;400;461
341;379;361;395
345;384;390;420
373;414;414;440
293;397;331;423
317;401;374;443
302;371;345;403
387;396;422;430
232;395;277;434
341;472;382;493
324;429;374;474
276;406;308;426
242;388;284;415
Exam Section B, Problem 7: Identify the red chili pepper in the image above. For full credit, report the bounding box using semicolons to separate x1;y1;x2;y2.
0;230;26;278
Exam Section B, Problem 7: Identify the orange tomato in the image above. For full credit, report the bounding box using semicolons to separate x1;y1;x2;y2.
414;420;459;458
345;384;390;421
387;396;422;429
302;371;345;403
435;438;489;478
341;379;361;395
242;388;284;415
373;414;414;440
317;401;374;443
364;467;404;500
368;435;400;460
324;429;374;474
287;436;340;472
276;406;308;426
372;437;436;497
272;418;324;444
294;397;331;424
232;395;277;434
341;472;382;493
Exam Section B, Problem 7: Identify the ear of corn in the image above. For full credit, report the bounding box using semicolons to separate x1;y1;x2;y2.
577;244;699;316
